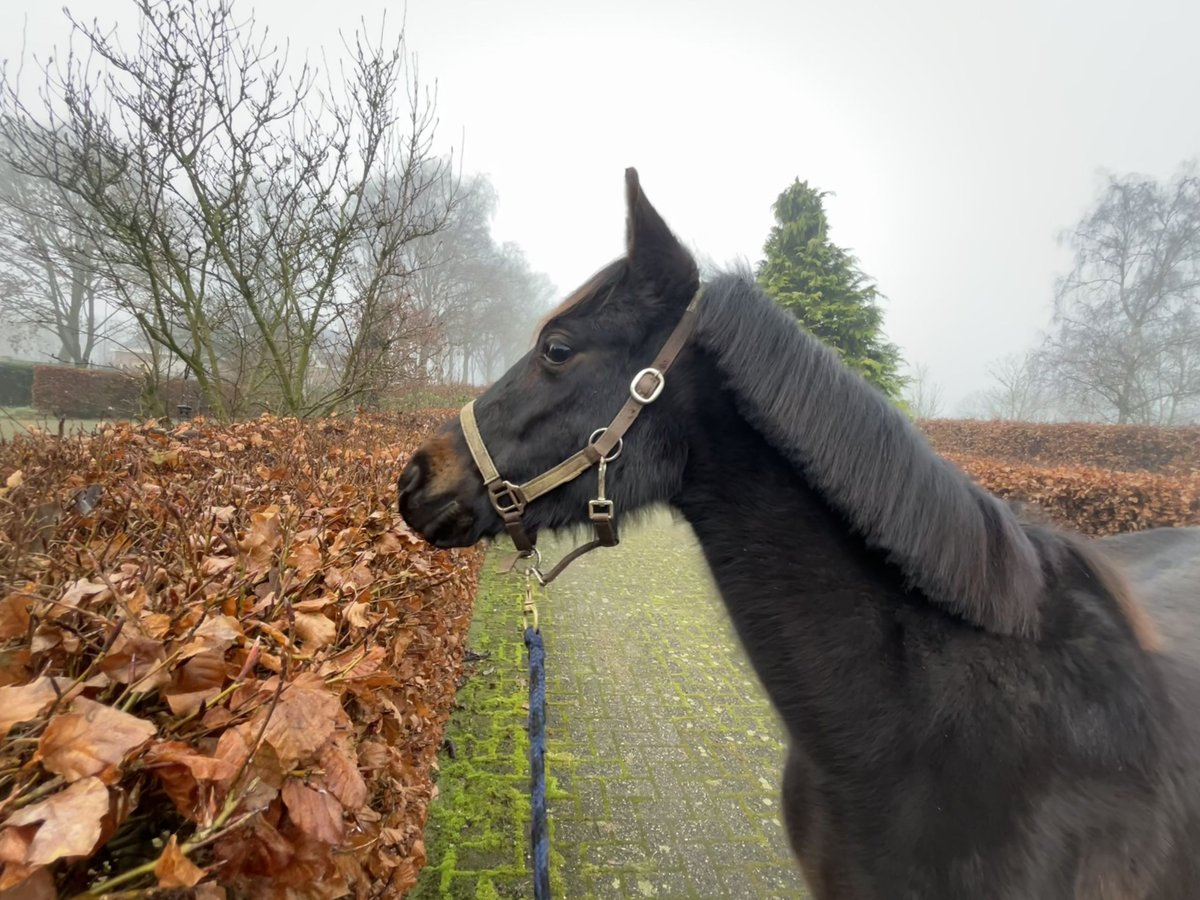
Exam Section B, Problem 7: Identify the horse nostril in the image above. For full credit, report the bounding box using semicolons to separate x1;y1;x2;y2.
398;459;423;498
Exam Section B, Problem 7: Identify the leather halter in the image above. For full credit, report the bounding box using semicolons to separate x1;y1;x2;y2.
459;287;703;584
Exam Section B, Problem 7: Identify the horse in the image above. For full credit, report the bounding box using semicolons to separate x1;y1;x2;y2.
398;169;1200;899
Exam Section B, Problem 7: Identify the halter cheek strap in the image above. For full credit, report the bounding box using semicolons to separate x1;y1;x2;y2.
459;286;703;584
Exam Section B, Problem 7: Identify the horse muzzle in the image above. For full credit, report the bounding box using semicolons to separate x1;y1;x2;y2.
397;440;499;549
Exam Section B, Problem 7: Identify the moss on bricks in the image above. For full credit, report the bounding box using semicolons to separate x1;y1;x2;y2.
411;512;808;899
409;555;564;899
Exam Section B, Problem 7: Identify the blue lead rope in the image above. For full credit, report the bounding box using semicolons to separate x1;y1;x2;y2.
525;626;551;899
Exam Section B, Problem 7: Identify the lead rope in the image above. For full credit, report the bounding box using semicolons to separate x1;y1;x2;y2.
514;456;617;898
505;451;618;898
520;565;551;898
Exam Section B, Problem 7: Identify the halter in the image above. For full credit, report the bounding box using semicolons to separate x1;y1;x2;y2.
459;287;703;585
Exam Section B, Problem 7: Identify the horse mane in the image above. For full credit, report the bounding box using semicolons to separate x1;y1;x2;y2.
1069;535;1163;652
695;273;1047;637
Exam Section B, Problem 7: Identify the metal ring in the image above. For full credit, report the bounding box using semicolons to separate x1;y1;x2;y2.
513;547;542;575
588;428;623;462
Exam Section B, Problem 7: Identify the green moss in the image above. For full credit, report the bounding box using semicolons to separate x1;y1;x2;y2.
410;511;807;898
409;557;548;900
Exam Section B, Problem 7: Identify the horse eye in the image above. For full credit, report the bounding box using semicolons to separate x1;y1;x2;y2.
542;340;573;365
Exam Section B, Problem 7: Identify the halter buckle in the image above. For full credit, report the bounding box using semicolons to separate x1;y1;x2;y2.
488;480;528;516
588;498;614;522
630;368;665;404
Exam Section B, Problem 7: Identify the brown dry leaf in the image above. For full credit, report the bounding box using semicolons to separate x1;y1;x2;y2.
58;578;110;611
121;584;149;614
164;650;227;716
0;865;55;898
356;741;389;771
200;555;238;576
344;601;373;629
143;741;238;819
149;449;181;467
0;592;33;640
293;612;336;650
375;530;406;555
206;505;236;524
0;414;488;895
5;777;109;866
99;632;168;688
288;541;323;579
262;680;342;768
139;611;172;639
319;740;368;811
37;698;157;783
179;614;243;658
0;826;38;875
4;469;22;490
212;809;294;883
213;722;288;816
0;678;61;738
291;597;331;613
29;623;69;655
389;857;422;896
333;645;388;683
154;834;205;888
282;780;345;845
0;648;32;688
196;614;244;648
344;564;374;592
239;505;283;573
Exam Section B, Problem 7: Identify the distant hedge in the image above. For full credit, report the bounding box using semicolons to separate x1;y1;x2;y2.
384;382;483;412
0;359;34;406
921;419;1200;476
953;454;1200;535
31;365;141;418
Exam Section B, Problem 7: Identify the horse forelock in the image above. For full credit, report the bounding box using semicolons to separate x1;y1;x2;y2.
531;259;626;343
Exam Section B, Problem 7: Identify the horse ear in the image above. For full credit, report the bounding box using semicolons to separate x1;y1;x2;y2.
625;168;699;304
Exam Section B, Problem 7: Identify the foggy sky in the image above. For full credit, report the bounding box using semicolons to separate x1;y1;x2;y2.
4;0;1198;410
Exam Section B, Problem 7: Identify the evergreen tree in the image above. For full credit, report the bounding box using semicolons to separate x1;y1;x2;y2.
757;180;904;397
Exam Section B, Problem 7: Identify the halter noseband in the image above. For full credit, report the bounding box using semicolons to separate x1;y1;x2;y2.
458;287;703;584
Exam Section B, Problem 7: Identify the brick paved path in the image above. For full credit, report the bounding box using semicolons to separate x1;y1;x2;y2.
411;510;809;899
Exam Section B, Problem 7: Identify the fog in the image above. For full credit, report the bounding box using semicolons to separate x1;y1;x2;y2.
4;0;1198;410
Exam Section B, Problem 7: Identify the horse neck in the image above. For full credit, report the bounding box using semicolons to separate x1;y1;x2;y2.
672;387;912;758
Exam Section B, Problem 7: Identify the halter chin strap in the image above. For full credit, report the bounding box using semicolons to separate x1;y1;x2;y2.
459;286;703;584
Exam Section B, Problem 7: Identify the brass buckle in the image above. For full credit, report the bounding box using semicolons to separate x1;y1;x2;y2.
630;367;665;404
588;498;614;522
488;480;527;515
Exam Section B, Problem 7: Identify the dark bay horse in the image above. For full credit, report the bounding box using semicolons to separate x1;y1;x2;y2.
398;170;1200;899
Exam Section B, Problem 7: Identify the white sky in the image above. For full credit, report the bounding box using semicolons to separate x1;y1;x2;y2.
5;0;1199;409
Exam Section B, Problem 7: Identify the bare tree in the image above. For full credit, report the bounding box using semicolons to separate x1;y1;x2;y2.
980;352;1054;421
0;0;453;417
903;362;944;419
0;154;106;366
402;172;552;384
1042;165;1200;424
469;242;555;381
398;171;494;380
